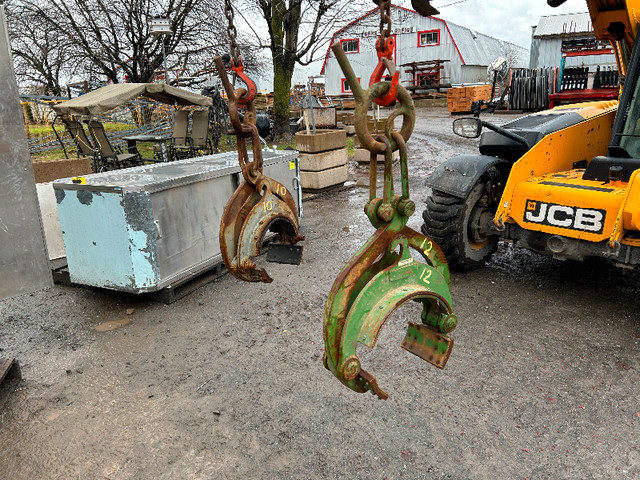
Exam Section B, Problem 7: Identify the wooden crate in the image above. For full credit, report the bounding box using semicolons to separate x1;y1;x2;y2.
447;85;492;113
253;93;273;111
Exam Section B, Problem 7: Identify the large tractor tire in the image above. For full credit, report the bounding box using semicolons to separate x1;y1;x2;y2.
421;182;499;271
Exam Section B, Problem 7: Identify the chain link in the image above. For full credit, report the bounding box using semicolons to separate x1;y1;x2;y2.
378;0;392;45
225;0;241;65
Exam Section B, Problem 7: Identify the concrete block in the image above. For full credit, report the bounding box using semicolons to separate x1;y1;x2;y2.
344;125;356;135
367;118;388;131
337;111;354;125
299;148;348;172
303;107;336;128
32;157;92;183
295;129;346;153
353;148;400;164
301;164;349;190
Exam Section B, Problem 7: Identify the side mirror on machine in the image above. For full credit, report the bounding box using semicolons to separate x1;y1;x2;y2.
453;117;483;138
453;117;531;149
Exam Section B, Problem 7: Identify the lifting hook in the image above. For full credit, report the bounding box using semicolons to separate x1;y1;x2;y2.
230;58;257;106
369;37;399;107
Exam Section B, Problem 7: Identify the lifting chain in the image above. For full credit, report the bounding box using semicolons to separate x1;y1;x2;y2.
370;0;398;107
225;1;241;67
215;0;303;283
378;0;392;46
322;0;457;400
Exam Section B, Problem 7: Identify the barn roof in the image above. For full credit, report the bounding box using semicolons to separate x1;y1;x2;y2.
446;22;528;67
320;5;528;74
533;12;592;38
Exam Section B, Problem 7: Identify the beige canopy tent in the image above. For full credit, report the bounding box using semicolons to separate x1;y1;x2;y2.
52;83;212;116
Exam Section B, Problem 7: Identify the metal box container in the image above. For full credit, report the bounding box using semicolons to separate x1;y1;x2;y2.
53;150;301;293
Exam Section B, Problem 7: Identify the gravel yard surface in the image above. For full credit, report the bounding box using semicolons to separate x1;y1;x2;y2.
1;108;638;479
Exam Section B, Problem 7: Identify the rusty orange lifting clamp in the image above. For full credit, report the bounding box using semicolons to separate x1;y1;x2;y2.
323;23;457;400
214;55;304;283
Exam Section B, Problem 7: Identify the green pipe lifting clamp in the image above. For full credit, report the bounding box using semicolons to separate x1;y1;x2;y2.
322;40;458;400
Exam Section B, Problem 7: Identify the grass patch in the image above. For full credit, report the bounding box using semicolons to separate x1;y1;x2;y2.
30;125;301;163
346;137;355;157
32;149;72;162
30;122;155;162
276;138;296;151
28;122;134;138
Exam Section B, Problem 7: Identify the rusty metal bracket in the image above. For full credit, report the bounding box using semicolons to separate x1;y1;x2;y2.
215;55;303;283
322;23;457;399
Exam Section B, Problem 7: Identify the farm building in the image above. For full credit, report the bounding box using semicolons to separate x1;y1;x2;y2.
529;12;617;70
320;5;528;96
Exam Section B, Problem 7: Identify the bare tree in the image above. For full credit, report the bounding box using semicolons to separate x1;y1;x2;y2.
6;3;77;95
236;0;370;139
6;0;257;90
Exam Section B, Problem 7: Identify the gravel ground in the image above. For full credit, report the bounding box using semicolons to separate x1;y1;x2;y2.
0;107;638;479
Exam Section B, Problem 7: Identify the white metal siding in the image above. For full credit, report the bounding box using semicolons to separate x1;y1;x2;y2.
531;38;616;69
529;26;541;69
535;38;563;67
459;66;487;84
323;7;527;95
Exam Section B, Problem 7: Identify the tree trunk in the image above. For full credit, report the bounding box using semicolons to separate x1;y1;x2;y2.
272;57;294;140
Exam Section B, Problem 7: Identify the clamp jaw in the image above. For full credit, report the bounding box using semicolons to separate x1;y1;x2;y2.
215;56;304;283
322;41;458;399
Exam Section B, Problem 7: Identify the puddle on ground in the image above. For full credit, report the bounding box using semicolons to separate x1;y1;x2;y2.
93;318;132;332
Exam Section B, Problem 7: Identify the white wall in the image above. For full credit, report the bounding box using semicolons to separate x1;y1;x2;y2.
532;37;617;69
324;9;467;95
459;66;487;84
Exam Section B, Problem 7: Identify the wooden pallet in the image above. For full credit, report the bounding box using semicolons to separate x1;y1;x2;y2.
447;85;492;113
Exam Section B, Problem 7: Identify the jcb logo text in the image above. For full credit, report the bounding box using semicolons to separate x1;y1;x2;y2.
523;200;605;234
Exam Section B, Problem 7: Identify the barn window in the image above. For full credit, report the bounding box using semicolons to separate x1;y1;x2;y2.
340;38;359;53
417;72;440;86
418;30;440;47
341;78;360;93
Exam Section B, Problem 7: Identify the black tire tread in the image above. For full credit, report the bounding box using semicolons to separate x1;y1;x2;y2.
422;187;496;271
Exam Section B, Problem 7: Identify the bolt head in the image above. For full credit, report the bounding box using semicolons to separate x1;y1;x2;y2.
378;204;393;222
444;314;458;333
401;199;415;217
342;356;361;381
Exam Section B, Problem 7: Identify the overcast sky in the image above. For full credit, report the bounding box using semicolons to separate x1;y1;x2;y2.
249;0;588;87
427;0;584;48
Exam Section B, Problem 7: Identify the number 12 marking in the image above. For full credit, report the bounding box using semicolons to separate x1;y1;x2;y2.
420;238;433;255
419;268;432;284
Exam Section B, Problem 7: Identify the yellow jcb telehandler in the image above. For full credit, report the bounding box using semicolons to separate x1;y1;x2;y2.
422;0;640;270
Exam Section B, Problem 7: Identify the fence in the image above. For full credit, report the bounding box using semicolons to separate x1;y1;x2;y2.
22;97;175;156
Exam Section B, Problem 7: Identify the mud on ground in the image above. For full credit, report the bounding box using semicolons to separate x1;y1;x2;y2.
1;108;638;479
